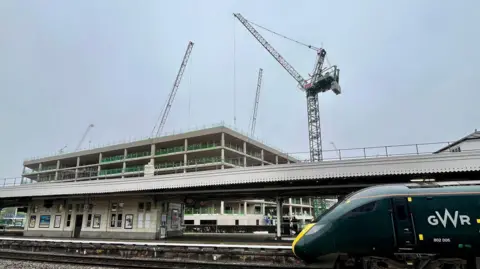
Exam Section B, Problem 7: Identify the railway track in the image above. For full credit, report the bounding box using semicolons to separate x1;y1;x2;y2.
0;238;314;269
0;249;313;269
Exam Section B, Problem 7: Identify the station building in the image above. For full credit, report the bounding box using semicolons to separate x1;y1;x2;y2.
19;125;311;239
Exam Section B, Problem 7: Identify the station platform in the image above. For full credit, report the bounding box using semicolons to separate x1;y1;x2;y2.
0;233;295;247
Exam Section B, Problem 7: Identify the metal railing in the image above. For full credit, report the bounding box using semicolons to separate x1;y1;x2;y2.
9;140;480;187
23;121;288;162
282;141;458;162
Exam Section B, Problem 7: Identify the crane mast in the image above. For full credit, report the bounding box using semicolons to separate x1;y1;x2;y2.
250;68;263;137
152;41;194;137
233;13;341;162
75;124;94;151
233;14;307;89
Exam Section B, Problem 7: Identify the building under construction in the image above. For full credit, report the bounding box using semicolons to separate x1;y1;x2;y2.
22;125;297;183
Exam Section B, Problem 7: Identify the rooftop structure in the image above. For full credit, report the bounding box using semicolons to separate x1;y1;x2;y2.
434;129;480;153
22;125;298;183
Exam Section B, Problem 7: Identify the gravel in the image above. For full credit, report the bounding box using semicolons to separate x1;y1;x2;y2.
0;259;119;269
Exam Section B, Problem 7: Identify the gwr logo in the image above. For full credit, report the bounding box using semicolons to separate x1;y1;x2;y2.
427;209;471;228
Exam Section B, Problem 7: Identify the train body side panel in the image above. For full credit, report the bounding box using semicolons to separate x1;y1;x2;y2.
408;194;480;257
332;198;395;256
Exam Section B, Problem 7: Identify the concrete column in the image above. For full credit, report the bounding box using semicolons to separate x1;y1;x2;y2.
243;142;247;167
54;160;60;181
221;133;225;147
275;156;278;165
184;138;188;151
221;149;225;170
262;202;265;215
37;163;42;182
97;153;102;176
150;144;155;164
21;166;26;184
300;198;303;205
221;201;224;215
244;201;247;215
289;198;292;204
238;203;241;215
276;198;282;239
183;153;187;173
75;157;80;180
289;205;293;216
309;198;312;206
122;149;127;177
261;149;264;166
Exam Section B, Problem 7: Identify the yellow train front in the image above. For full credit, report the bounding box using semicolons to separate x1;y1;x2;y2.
292;183;480;268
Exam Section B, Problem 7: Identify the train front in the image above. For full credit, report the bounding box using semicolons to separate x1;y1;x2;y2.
292;197;355;264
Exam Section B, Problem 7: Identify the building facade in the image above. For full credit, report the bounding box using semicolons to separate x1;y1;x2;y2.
184;198;317;226
24;195;184;239
22;125;296;182
20;125;317;230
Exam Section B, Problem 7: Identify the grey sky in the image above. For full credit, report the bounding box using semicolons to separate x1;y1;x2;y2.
1;0;479;177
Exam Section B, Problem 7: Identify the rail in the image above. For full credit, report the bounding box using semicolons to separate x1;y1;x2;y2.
0;237;306;268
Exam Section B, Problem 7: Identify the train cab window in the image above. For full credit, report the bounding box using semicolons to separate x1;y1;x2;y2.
351;201;377;213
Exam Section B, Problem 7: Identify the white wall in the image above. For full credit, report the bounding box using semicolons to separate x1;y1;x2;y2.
24;196;184;236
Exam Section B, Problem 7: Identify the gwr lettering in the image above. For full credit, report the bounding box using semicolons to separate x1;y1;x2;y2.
427;209;471;228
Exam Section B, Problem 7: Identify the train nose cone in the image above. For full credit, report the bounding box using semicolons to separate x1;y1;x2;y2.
293;236;307;259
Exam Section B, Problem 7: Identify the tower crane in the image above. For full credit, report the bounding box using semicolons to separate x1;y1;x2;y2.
152;41;194;137
75;124;94;151
233;13;341;162
249;68;263;137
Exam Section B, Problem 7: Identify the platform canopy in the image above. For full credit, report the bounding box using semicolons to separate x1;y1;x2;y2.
1;151;480;201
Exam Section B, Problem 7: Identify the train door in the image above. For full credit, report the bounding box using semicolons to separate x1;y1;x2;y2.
73;215;83;238
392;197;416;248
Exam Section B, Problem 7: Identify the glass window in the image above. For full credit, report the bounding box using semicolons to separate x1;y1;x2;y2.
117;214;123;227
86;214;92;227
145;202;151;212
66;214;71;227
352;202;377;213
110;214;116;227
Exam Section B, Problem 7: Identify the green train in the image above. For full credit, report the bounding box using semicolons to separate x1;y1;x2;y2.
293;181;480;269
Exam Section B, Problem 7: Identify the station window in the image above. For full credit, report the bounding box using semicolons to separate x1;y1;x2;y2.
110;214;116;227
111;203;118;212
184;220;194;225
200;220;216;225
86;214;92;227
145;202;152;212
256;219;260;226
117;214;123;227
66;214;71;227
138;202;144;211
235;220;239;226
67;204;73;213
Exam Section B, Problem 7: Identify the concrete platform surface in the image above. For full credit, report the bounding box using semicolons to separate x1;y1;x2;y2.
0;234;294;247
